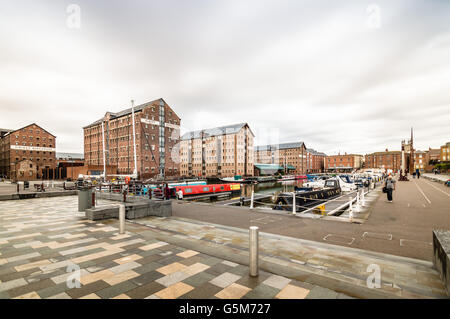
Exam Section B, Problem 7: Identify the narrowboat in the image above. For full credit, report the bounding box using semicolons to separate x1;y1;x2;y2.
154;183;241;199
273;179;341;212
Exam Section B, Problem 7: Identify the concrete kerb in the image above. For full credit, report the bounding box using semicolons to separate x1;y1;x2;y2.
85;198;172;221
0;191;77;201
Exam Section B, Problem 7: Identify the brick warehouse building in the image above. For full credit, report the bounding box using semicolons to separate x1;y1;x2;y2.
325;153;364;172
0;123;57;181
83;99;181;179
179;123;254;178
306;148;326;173
365;150;402;172
255;142;308;175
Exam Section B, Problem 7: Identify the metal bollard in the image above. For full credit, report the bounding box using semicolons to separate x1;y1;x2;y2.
292;192;296;215
250;191;254;209
249;226;259;277
119;204;125;234
355;191;361;213
349;196;353;222
91;191;96;207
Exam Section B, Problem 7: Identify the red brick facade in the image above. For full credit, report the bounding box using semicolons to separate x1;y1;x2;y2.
325;154;364;172
306;149;326;173
83;99;181;179
365;151;401;171
0;123;57;180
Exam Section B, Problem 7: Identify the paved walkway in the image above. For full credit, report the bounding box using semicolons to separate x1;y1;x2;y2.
172;178;450;261
422;173;450;183
0;197;350;299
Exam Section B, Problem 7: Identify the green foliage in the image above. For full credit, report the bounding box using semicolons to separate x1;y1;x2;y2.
435;163;450;171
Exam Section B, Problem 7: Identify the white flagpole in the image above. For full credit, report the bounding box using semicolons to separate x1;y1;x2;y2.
101;121;106;180
131;100;138;179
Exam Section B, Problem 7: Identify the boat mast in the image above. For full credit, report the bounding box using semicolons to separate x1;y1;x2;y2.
131;100;138;179
101;121;106;180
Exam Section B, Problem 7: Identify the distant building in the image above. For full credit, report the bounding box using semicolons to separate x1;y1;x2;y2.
255;142;308;175
325;153;364;172
56;152;84;180
83;98;181;179
365;150;401;172
0;123;56;181
180;123;254;178
253;163;284;176
413;150;427;172
441;142;450;162
306;148;326;173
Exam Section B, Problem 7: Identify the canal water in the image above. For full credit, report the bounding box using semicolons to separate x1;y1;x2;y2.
191;179;306;204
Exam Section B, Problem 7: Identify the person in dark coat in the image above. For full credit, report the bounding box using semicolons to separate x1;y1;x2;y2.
164;183;171;200
385;175;396;202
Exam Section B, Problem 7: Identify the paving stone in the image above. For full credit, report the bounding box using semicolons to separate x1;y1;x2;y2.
0;278;28;293
243;284;280;299
262;274;291;290
130;271;164;286
109;261;141;274
182;282;222;299
96;281;138;299
235;273;271;289
134;262;163;275
37;282;70;299
6;278;55;298
305;286;339;299
126;281;166;299
156;271;191;287
66;280;110;299
209;272;241;288
183;272;215;287
47;292;71;299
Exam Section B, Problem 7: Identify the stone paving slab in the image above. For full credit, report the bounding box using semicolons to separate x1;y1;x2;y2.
0;197;349;299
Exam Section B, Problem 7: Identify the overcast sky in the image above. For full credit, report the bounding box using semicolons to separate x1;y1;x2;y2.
1;0;449;155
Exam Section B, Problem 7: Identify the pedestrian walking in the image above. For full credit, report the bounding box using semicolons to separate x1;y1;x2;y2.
177;189;183;200
417;171;420;179
164;183;171;200
385;175;396;202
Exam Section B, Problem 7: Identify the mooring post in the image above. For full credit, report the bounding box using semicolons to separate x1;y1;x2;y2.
292;192;296;216
249;226;259;277
250;190;254;209
361;188;365;207
119;204;125;234
349;196;353;222
356;191;361;212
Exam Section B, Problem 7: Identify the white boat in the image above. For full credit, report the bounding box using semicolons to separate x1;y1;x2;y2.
337;176;357;192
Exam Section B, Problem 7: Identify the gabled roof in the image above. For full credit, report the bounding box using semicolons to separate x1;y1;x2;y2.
181;123;254;140
84;98;174;129
307;148;327;156
4;123;56;138
255;141;305;151
56;152;84;160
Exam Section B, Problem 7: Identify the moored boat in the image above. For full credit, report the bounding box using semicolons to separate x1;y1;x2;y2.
273;179;341;212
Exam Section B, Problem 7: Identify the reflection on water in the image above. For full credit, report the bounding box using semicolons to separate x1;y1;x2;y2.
240;180;306;197
191;180;306;204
